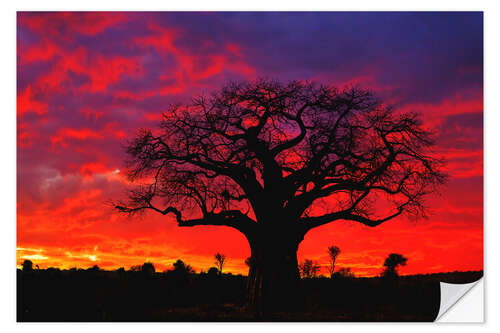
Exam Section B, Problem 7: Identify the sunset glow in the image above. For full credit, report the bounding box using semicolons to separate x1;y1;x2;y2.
17;12;483;276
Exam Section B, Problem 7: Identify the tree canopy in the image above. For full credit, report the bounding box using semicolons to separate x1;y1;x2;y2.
115;79;446;239
327;245;341;276
382;253;408;277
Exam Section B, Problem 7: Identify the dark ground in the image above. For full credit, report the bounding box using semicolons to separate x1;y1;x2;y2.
17;268;483;322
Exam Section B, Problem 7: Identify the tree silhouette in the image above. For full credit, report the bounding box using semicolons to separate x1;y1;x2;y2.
382;253;408;277
141;262;155;276
335;267;355;278
130;265;142;272
114;78;446;313
22;260;33;272
207;266;219;277
214;253;226;274
172;259;194;274
299;259;320;278
244;257;253;268
327;245;341;277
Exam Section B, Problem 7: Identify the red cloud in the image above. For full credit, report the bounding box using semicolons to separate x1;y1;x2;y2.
129;23;255;100
50;122;126;148
18;121;37;147
79;107;104;121
133;23;179;53
18;45;143;116
50;128;103;147
17;84;49;115
86;55;142;93
226;43;242;56
36;47;142;94
398;95;483;127
19;12;128;38
29;46;88;94
79;162;112;177
19;39;61;64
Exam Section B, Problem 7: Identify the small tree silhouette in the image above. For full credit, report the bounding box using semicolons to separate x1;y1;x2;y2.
382;253;408;277
299;259;320;278
244;257;253;268
168;259;194;286
214;253;226;274
141;262;155;276
335;267;355;278
22;259;33;272
172;259;194;274
327;246;341;277
207;267;219;278
130;265;142;272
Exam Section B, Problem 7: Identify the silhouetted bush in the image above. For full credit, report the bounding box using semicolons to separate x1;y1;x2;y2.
141;262;155;276
382;253;408;278
207;267;219;278
333;267;355;279
22;260;33;272
299;259;321;278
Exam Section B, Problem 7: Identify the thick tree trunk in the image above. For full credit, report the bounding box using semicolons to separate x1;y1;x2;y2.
246;235;304;317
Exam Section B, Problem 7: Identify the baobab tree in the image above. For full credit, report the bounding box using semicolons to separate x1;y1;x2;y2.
327;245;341;277
214;252;226;274
115;78;446;314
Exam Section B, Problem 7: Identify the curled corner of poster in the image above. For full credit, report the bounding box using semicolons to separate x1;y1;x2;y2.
435;278;484;323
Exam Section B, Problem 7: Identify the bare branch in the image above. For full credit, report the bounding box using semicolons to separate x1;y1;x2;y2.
114;78;446;237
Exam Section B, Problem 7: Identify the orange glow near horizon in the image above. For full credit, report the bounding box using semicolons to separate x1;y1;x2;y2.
17;12;483;277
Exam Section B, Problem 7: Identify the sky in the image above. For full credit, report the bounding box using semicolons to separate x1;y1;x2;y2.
17;12;483;276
